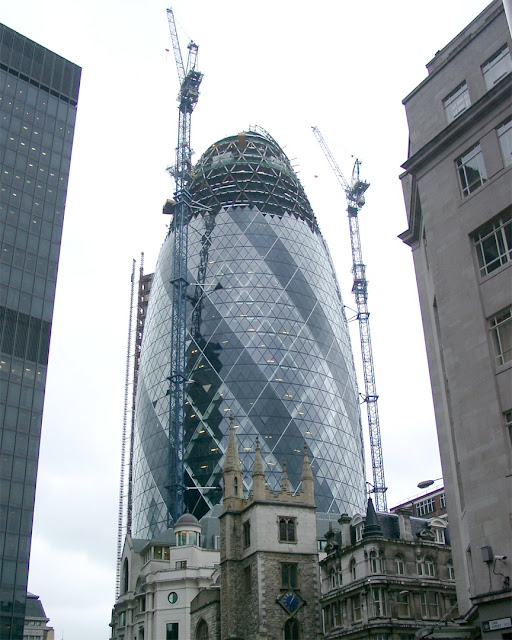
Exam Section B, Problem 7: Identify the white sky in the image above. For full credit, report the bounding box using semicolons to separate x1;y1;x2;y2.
2;1;491;637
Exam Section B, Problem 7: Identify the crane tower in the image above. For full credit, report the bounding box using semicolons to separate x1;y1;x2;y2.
312;126;387;512
164;8;203;526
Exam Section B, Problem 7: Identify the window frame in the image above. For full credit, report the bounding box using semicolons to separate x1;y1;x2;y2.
473;211;512;277
490;306;512;366
278;516;297;543
395;554;405;575
456;143;487;197
443;82;471;123
497;118;512;166
482;45;512;90
396;591;410;617
281;562;298;589
243;519;251;548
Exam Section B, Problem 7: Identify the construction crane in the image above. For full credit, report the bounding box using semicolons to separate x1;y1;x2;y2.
312;126;388;512
164;7;203;526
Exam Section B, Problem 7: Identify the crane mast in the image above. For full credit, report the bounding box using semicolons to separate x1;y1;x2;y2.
165;8;203;526
312;126;388;512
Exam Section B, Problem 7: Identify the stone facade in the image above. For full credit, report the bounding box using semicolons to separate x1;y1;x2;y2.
110;516;219;640
399;1;512;636
220;418;322;639
320;502;460;639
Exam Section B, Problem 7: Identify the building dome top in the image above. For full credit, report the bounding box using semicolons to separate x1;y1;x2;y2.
189;128;319;233
175;512;200;527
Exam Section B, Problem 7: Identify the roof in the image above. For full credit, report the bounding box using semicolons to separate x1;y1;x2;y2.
24;592;47;619
175;512;200;527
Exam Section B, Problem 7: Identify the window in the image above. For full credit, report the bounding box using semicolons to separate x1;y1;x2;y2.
416;497;436;516
333;600;341;627
330;567;337;589
420;591;439;618
443;82;471;122
243;565;252;593
281;563;298;589
370;588;385;617
122;558;129;593
175;560;187;569
196;619;209;640
490;306;512;366
456;144;487;196
425;557;435;577
369;549;382;573
434;528;446;544
396;591;410;617
176;531;199;547
354;523;363;542
166;623;179;640
350;557;356;581
154;545;170;559
498;118;512;165
482;45;512;90
119;611;126;627
139;595;146;612
439;493;446;509
473;211;512;277
352;594;361;621
284;618;300;640
279;517;296;543
395;554;405;575
243;520;251;548
505;410;512;443
447;561;455;580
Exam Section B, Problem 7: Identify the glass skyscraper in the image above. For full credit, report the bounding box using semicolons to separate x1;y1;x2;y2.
0;25;80;639
132;131;366;539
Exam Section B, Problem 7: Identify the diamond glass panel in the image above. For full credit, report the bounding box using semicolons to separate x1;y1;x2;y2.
132;132;366;538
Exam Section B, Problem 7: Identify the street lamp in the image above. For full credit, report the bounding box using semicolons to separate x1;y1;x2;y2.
417;477;443;489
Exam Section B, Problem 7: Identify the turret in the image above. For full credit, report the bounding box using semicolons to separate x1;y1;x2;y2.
301;442;315;505
252;437;266;500
223;414;243;511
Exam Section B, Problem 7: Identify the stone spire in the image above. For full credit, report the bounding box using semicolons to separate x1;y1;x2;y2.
301;442;315;505
362;498;383;538
223;414;243;508
252;437;266;500
280;459;291;493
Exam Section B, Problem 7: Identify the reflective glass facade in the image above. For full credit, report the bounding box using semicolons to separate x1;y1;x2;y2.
132;132;366;539
0;24;80;639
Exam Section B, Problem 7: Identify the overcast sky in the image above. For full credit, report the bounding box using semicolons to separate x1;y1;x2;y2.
3;0;492;637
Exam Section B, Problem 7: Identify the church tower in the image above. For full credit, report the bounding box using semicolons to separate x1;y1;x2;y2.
220;421;322;639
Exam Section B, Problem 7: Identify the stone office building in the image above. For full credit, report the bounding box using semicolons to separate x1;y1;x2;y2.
399;0;511;636
320;501;460;640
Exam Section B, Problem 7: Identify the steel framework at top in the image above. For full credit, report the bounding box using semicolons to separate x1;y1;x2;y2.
312;126;387;512
165;7;203;526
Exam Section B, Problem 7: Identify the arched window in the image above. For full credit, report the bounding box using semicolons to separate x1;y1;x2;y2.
369;549;381;573
447;561;455;580
284;618;300;640
196;619;209;640
122;558;129;593
350;558;356;581
425;556;435;577
395;554;405;575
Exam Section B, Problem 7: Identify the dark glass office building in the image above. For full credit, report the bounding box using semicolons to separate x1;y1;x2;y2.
0;25;80;639
132;131;366;539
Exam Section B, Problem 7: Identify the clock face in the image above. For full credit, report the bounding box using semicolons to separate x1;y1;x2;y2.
281;591;300;612
168;591;178;604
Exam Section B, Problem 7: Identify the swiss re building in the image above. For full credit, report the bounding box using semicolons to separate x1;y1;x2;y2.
132;131;366;538
0;25;80;639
